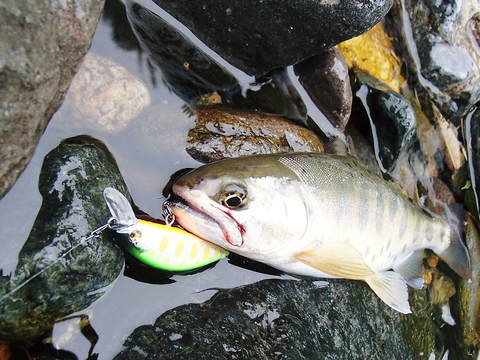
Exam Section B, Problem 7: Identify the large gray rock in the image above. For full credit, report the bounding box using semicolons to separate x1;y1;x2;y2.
0;0;105;198
152;0;394;76
0;136;127;340
114;279;445;359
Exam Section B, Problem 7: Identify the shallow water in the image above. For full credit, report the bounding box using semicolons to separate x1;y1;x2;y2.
0;0;291;358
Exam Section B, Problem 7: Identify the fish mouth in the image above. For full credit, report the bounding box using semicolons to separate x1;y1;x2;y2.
171;184;244;247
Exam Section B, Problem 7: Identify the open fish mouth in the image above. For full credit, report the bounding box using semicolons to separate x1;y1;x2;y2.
171;184;244;247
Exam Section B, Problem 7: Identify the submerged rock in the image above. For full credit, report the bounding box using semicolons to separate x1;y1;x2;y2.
186;106;324;163
353;73;417;173
388;0;480;119
0;0;105;198
295;48;352;131
65;53;151;133
152;0;394;76
0;136;127;340
126;1;238;102
114;279;444;359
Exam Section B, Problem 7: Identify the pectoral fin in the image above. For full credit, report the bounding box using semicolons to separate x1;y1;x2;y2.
294;243;374;280
365;271;411;314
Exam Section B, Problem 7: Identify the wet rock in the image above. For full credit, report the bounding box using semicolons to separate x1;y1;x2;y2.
186;106;324;163
0;0;105;198
337;22;405;94
294;48;352;131
453;214;480;355
464;106;480;217
152;0;394;76
388;0;480;119
126;1;238;102
115;279;444;359
65;53;151;133
221;69;307;124
353;73;417;173
0;136;127;340
102;0;141;53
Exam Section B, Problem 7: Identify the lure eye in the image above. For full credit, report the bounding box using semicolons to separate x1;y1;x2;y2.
221;183;247;209
129;230;142;245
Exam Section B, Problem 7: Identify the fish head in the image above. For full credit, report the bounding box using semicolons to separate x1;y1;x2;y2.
170;155;309;258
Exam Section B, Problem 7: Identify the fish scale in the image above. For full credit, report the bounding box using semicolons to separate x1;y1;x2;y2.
279;154;448;270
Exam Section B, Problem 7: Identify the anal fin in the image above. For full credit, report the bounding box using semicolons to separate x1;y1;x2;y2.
365;271;411;314
393;250;425;289
294;243;374;280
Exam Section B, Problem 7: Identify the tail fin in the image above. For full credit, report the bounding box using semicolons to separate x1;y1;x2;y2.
438;221;472;279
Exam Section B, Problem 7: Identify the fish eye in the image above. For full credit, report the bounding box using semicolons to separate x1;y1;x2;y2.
129;230;142;245
221;183;247;209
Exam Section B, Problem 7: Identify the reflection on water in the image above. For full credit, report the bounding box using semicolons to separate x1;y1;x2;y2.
0;0;285;358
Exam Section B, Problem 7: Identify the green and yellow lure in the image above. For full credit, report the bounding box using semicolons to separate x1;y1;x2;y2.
103;187;228;271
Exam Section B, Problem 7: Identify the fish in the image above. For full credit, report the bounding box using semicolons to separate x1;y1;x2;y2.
169;153;471;313
103;188;228;271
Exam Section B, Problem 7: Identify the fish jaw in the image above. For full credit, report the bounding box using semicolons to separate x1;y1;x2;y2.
172;183;244;248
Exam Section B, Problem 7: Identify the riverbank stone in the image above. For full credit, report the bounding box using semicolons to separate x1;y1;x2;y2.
186;106;324;163
114;279;444;359
0;136;127;340
152;0;394;76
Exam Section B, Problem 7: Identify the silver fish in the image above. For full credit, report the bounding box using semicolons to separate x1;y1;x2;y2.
170;153;471;313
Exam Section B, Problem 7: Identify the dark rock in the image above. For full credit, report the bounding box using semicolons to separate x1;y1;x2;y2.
295;48;352;131
186;106;324;163
126;1;238;102
114;279;444;359
0;0;106;198
353;73;417;173
464;106;480;218
387;0;480;120
0;136;127;340
152;0;394;76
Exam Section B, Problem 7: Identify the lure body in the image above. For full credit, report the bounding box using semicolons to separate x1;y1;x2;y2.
103;187;228;271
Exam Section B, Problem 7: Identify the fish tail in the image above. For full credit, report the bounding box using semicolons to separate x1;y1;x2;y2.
438;226;472;279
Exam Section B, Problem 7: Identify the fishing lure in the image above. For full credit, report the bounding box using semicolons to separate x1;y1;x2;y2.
103;187;228;271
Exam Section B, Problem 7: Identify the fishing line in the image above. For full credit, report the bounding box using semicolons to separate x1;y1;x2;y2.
0;218;115;304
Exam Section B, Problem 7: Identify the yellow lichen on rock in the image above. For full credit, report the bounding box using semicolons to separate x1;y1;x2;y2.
337;23;405;93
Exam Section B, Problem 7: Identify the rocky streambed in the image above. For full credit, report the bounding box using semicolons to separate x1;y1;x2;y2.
0;0;479;359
